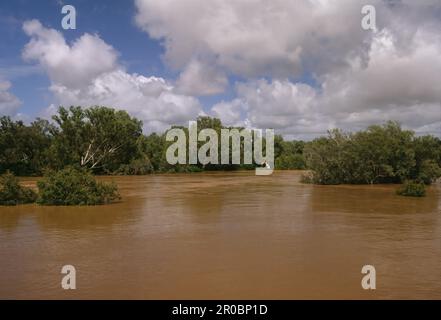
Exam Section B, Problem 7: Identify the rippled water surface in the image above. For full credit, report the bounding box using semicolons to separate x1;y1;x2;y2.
1;171;440;299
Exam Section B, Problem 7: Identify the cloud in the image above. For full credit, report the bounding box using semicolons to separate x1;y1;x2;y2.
319;29;441;133
135;0;440;79
210;29;441;138
20;2;441;137
23;20;118;89
0;80;21;116
321;30;441;113
22;19;203;132
211;79;331;139
211;99;246;127
134;0;361;77
135;0;441;137
49;71;202;133
176;59;228;96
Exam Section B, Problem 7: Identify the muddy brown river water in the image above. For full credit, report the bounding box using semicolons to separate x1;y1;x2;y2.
0;171;440;299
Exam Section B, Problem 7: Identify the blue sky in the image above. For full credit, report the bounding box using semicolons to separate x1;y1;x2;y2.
0;0;440;137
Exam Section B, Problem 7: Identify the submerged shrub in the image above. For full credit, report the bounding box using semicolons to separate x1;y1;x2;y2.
396;180;426;197
417;160;441;185
300;172;314;184
303;122;435;185
37;167;120;205
115;157;154;175
0;172;37;205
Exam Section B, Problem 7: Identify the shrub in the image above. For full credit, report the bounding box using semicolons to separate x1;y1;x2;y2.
186;165;204;173
396;180;426;197
300;172;314;184
115;156;154;175
417;160;441;185
276;154;306;170
0;172;37;205
37;167;120;205
304;122;419;185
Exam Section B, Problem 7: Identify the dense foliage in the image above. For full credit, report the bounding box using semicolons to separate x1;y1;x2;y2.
303;122;441;185
50;106;143;173
0;117;52;175
0;172;37;205
37;167;120;205
1;107;440;188
396;180;426;197
0;106;304;175
275;136;306;170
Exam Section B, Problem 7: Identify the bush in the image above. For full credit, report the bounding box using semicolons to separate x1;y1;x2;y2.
37;167;120;205
300;172;314;184
417;160;441;185
303;122;420;185
115;156;154;175
0;172;37;205
276;154;306;170
396;180;426;197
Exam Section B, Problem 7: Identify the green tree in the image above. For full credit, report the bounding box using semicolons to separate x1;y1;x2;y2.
0;117;53;175
412;135;441;184
302;122;436;185
349;122;415;184
51;106;142;173
303;129;351;184
275;137;305;170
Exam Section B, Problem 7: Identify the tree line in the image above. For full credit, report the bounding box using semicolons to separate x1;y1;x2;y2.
0;106;305;176
1;106;440;187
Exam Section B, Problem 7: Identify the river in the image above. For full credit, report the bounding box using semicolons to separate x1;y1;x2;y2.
0;171;440;299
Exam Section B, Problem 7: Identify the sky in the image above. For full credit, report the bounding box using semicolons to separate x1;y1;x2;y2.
0;0;440;139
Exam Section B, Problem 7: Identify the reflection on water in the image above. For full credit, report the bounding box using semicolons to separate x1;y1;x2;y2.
0;171;440;299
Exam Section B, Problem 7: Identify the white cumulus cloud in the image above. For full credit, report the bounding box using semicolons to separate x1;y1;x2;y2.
136;0;441;137
176;59;228;96
210;29;441;139
22;19;203;132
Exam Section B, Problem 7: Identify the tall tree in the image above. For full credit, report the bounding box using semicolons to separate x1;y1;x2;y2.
51;106;142;172
0;116;53;175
